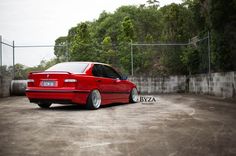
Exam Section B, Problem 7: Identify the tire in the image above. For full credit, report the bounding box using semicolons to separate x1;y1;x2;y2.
86;90;102;110
37;101;52;108
129;88;139;103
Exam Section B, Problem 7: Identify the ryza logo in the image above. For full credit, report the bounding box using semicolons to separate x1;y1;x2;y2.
139;96;157;104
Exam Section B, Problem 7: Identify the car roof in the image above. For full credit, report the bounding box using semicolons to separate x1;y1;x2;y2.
59;61;111;67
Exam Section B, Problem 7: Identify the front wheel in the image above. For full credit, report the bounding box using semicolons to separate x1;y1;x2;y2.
37;101;52;108
129;88;139;103
86;90;102;110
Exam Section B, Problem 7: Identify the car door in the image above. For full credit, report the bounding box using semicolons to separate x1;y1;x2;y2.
92;64;114;101
101;65;129;100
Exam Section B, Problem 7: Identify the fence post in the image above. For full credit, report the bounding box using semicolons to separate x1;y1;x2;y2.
12;41;15;79
208;31;211;75
0;36;2;75
66;42;69;62
207;31;211;95
131;40;133;76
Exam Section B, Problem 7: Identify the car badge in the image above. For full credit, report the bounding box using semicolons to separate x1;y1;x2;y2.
47;74;50;78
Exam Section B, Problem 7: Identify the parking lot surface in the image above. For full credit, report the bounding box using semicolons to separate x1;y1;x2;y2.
0;94;235;156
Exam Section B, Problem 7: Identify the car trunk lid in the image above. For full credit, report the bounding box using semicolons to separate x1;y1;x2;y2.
28;71;76;88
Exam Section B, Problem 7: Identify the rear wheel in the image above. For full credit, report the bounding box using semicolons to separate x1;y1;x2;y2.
37;101;52;108
129;88;139;103
86;90;101;110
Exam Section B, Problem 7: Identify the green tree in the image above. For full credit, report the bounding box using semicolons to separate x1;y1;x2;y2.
14;63;28;79
159;3;194;74
70;22;96;61
146;0;159;9
209;0;236;71
121;16;134;41
181;45;200;75
100;36;117;66
54;36;68;62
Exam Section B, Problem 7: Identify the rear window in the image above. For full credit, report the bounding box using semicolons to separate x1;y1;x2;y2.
46;62;89;73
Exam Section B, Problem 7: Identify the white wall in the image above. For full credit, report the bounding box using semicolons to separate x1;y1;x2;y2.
0;76;12;97
130;71;236;99
129;75;186;94
189;72;236;98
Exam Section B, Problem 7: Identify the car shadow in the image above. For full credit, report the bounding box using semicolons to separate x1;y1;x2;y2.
33;104;87;111
100;103;130;109
33;103;131;111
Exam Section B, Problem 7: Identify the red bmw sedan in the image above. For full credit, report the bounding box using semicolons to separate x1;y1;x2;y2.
26;62;139;109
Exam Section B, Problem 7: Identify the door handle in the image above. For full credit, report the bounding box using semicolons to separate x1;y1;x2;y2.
96;80;102;82
113;79;120;83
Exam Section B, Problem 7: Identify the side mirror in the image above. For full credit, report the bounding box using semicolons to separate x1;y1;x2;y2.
121;75;128;80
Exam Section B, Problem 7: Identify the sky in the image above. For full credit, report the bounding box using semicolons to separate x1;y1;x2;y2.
0;0;182;67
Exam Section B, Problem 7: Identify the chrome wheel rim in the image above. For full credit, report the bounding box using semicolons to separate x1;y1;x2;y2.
92;90;101;108
132;88;139;102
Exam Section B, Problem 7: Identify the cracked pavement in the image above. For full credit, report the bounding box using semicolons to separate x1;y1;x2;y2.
0;94;235;156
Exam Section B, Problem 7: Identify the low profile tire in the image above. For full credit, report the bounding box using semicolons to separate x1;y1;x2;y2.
129;88;139;103
86;90;101;110
37;101;52;108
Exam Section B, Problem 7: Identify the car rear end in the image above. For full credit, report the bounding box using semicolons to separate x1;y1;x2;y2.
26;62;91;105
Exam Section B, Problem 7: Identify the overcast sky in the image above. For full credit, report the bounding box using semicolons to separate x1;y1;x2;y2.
0;0;182;67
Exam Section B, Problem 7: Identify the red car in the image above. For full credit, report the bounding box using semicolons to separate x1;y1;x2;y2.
26;62;139;109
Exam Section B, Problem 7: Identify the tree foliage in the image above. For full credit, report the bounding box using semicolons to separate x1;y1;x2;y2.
51;0;236;76
13;59;58;79
13;0;236;79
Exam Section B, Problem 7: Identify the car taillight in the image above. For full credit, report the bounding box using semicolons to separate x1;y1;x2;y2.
27;79;34;87
64;79;77;87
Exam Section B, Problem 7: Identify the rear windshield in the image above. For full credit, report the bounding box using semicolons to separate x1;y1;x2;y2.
46;62;89;73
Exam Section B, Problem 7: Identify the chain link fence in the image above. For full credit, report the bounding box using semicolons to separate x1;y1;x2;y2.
0;35;56;80
0;33;211;79
130;33;210;76
0;36;14;97
0;36;14;78
131;43;188;76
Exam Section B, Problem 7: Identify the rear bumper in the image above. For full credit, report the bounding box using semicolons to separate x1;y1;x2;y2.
25;89;90;104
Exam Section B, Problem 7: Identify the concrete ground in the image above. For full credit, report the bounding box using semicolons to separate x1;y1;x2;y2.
0;94;235;156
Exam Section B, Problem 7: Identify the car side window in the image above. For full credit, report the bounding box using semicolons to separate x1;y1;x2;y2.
102;65;121;79
92;64;104;77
